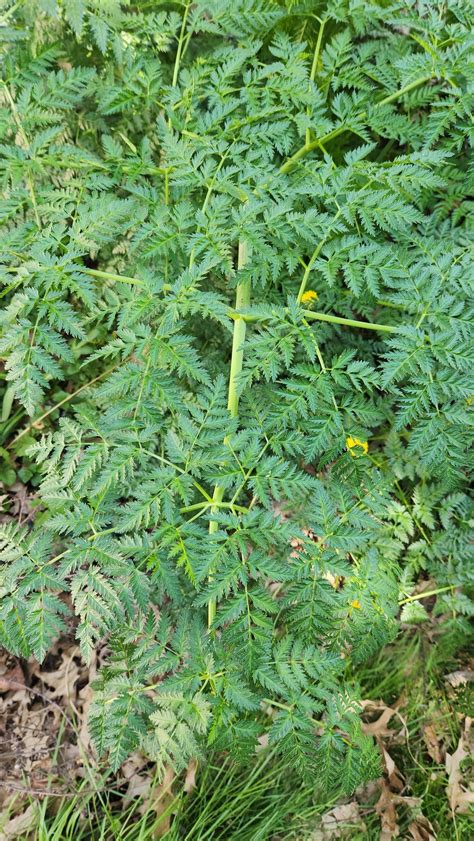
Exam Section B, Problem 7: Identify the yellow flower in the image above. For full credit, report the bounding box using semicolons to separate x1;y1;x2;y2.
350;599;361;609
346;435;368;456
301;289;318;305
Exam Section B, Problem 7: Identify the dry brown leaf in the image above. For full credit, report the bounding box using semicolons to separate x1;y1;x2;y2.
445;716;474;814
444;670;474;688
375;779;400;841
121;755;176;833
354;778;381;805
377;788;421;838
183;758;198;794
363;706;397;738
0;663;24;693
6;481;36;522
408;814;437;840
380;743;404;793
30;650;81;703
311;801;366;839
150;767;175;839
423;724;443;764
123;773;152;809
361;698;407;743
256;733;269;752
0;804;38;840
372;730;425;840
0;644;93;800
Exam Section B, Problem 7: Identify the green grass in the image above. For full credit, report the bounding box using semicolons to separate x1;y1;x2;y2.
8;751;328;841
353;630;473;841
3;627;472;841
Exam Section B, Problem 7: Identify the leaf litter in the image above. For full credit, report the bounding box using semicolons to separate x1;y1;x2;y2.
0;641;178;838
312;694;444;840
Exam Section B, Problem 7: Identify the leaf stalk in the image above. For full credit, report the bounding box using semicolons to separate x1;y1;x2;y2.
281;75;432;173
208;240;250;628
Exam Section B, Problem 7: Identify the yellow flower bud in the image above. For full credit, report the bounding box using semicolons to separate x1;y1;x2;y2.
346;436;368;456
301;289;318;304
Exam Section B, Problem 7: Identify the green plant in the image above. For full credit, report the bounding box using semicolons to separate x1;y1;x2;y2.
14;748;324;841
0;0;472;793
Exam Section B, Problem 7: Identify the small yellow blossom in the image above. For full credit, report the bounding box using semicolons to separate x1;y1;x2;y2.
350;599;361;609
301;289;318;305
346;435;368;456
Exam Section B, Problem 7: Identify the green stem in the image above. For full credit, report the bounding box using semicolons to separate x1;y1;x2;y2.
8;362;121;448
302;308;398;333
230;306;398;333
399;585;455;605
84;268;149;288
262;698;294;712
181;500;248;514
139;449;212;502
306;18;326;147
297;209;341;301
377;75;432;106
4;265;157;290
280;126;343;174
172;0;190;87
280;74;431;174
88;500;249;540
208;240;251;629
227;243;251;417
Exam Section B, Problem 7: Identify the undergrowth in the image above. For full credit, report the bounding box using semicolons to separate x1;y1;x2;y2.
3;629;472;840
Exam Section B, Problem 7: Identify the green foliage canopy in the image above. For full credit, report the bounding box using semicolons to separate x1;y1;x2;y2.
0;0;472;792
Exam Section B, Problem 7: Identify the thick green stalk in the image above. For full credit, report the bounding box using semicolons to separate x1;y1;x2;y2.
4;265;150;289
226;245;251;416
208;240;250;628
229;307;398;333
49;264;397;333
302;308;398;333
